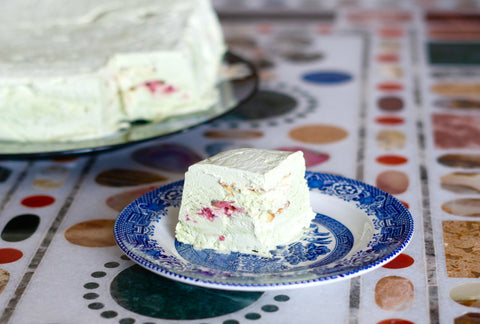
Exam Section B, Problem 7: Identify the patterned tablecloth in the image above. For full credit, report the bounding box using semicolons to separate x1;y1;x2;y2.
1;1;480;323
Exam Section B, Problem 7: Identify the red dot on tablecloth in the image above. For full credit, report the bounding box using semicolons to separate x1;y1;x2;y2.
377;54;400;63
376;155;408;165
0;248;23;264
21;195;55;208
377;82;404;92
400;201;410;209
375;116;404;125
377;319;414;324
379;28;404;38
383;253;415;269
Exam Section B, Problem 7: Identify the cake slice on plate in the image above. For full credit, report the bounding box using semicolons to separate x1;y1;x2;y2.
176;148;315;256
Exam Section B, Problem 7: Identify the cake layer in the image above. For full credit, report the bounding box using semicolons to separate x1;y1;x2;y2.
0;0;226;142
176;148;315;256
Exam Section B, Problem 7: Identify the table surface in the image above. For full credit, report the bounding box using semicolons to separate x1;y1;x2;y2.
1;1;480;323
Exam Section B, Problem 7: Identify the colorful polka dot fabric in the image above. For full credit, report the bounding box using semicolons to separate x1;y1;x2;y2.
0;2;480;323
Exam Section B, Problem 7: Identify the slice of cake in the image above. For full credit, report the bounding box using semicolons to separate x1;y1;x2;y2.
0;0;225;142
175;148;315;256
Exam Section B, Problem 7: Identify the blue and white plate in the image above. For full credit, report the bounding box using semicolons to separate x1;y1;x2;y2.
113;172;414;291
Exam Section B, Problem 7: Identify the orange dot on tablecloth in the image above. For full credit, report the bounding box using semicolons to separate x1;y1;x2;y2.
375;116;404;125
289;124;348;144
376;155;408;165
0;248;23;264
21;195;55;208
383;253;414;269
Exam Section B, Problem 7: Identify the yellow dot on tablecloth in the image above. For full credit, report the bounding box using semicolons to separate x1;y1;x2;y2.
376;130;406;150
65;219;116;247
289;124;348;144
375;276;414;311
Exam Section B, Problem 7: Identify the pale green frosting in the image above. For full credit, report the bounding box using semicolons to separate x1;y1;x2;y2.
0;0;225;142
175;148;316;257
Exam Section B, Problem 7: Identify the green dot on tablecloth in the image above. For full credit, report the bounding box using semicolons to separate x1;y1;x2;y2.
100;310;117;318
223;90;297;121
245;313;261;320
83;293;99;300
110;265;263;320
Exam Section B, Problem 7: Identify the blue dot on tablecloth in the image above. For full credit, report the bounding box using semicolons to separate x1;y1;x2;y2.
302;71;353;84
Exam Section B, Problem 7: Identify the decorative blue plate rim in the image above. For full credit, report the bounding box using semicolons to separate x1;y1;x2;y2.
113;171;414;291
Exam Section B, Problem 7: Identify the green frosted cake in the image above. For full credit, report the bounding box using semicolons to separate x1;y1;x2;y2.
0;0;225;142
176;148;315;256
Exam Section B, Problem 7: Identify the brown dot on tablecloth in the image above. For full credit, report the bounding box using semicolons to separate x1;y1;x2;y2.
442;198;480;217
106;186;157;212
435;98;480;110
204;130;263;139
432;83;480;97
376;170;409;195
95;169;167;187
378;96;404;111
0;269;9;295
438;154;480;168
374;276;414;311
65;219;116;247
450;282;480;308
382;253;414;269
443;220;480;278
289;124;348;144
376;130;406;150
454;312;480;324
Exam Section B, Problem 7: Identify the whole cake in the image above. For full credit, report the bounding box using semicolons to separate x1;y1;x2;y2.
175;148;315;256
0;0;225;142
